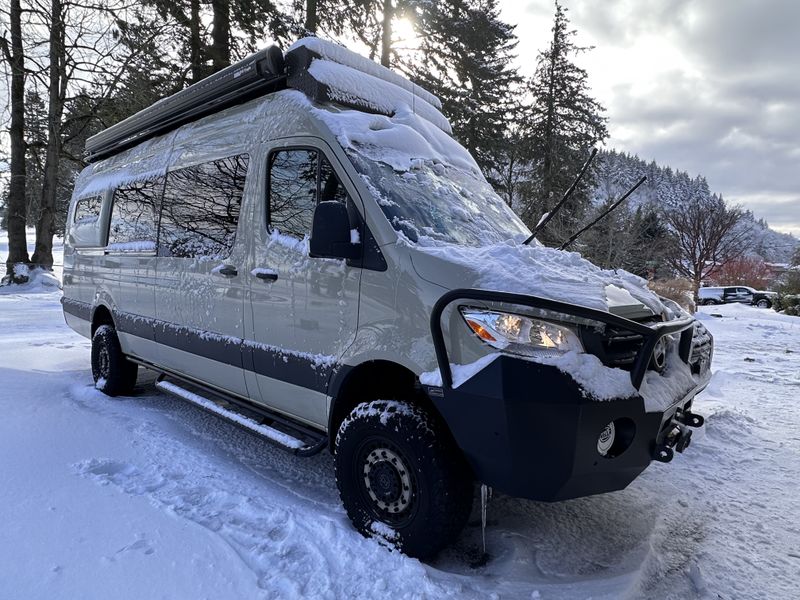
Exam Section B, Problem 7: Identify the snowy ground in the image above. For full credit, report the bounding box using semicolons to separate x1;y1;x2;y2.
1;234;799;599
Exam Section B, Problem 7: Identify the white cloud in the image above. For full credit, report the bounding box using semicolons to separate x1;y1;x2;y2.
500;0;800;236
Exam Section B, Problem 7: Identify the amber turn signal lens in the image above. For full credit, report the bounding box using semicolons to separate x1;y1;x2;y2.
465;319;497;342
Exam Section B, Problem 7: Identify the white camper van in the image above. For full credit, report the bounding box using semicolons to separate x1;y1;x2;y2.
62;38;713;558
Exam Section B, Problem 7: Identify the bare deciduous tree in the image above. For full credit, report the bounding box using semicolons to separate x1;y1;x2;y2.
665;194;751;302
25;0;134;268
1;0;31;280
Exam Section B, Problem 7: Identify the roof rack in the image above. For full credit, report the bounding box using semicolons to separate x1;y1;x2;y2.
285;41;452;134
84;46;286;163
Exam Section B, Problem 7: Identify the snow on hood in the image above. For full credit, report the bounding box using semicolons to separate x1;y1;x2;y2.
409;239;667;317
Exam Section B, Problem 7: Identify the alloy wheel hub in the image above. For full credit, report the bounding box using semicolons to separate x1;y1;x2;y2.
363;447;412;514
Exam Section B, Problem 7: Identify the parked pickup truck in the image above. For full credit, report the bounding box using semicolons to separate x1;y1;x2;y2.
698;286;778;308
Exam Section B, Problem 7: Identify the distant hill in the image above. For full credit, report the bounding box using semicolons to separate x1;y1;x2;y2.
591;149;799;264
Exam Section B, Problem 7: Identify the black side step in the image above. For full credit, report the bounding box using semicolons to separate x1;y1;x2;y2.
133;364;326;456
155;377;326;456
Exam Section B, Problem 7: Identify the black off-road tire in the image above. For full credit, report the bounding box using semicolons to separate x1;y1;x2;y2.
91;324;138;396
756;298;771;309
334;400;473;560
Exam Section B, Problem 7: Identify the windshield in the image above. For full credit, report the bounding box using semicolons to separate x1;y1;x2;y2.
347;149;530;247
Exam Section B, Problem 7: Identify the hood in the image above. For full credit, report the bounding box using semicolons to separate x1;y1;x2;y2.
408;240;664;319
603;284;656;320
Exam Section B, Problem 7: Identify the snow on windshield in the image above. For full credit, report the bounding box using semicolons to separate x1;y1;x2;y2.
310;101;529;247
349;151;529;246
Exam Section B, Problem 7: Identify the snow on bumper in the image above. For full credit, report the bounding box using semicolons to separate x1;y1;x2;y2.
423;354;708;502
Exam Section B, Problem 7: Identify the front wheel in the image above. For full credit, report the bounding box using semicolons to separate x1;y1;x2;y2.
756;298;771;309
91;324;138;396
334;400;473;559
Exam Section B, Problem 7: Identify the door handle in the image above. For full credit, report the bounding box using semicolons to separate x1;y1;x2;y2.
214;265;238;277
254;269;279;281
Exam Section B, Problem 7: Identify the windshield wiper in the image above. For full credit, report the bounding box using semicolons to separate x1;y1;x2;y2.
523;148;598;245
560;175;647;250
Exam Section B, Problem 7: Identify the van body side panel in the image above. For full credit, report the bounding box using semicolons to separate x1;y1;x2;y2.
153;257;249;397
114;256;158;357
63;187;112;340
337;245;443;376
64;311;92;338
64;188;114;312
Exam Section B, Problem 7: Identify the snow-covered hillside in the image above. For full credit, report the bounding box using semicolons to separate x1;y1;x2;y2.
593;150;799;265
1;241;798;599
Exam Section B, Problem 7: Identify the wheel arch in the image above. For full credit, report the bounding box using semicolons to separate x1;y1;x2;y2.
327;360;445;452
90;303;115;336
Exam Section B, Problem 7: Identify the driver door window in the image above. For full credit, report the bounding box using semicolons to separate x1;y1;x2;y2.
268;149;318;239
268;149;350;239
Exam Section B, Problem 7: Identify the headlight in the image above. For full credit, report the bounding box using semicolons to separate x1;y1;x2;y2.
460;308;583;356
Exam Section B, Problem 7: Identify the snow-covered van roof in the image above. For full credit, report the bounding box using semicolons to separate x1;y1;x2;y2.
84;38;451;163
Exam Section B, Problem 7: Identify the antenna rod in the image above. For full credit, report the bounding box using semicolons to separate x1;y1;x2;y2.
559;175;647;251
523;147;598;245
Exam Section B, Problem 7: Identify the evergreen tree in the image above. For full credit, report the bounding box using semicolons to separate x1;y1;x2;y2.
144;0;293;84
518;0;607;246
295;0;398;67
24;90;48;227
407;0;520;181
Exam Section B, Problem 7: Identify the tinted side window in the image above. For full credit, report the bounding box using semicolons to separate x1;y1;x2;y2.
160;154;249;258
108;178;163;252
73;196;102;225
268;151;352;240
268;149;318;239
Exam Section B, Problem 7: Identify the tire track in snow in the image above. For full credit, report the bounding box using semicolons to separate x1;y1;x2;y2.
68;384;481;599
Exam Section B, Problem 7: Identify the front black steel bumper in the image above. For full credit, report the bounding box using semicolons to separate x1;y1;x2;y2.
426;289;707;502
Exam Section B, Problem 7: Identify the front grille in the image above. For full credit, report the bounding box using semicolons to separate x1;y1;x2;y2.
601;327;645;369
689;325;713;375
581;318;712;377
579;322;655;371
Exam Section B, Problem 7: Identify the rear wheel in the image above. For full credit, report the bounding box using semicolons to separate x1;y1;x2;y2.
91;324;138;396
334;400;473;559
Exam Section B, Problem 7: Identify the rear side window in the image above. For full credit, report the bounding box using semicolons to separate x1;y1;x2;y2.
70;195;105;248
159;154;249;258
268;149;350;239
108;178;163;252
73;196;102;225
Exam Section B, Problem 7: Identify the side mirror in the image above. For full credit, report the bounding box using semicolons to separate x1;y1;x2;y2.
309;201;361;260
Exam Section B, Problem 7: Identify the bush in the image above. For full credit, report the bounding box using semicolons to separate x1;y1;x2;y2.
773;294;800;316
649;278;695;313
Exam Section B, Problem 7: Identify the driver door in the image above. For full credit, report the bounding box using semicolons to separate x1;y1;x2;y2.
244;143;362;428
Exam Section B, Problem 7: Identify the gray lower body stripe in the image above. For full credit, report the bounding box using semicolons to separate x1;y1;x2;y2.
62;298;332;394
62;297;92;321
243;342;331;395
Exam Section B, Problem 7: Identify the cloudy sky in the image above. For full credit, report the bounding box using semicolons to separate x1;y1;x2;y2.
498;0;800;237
